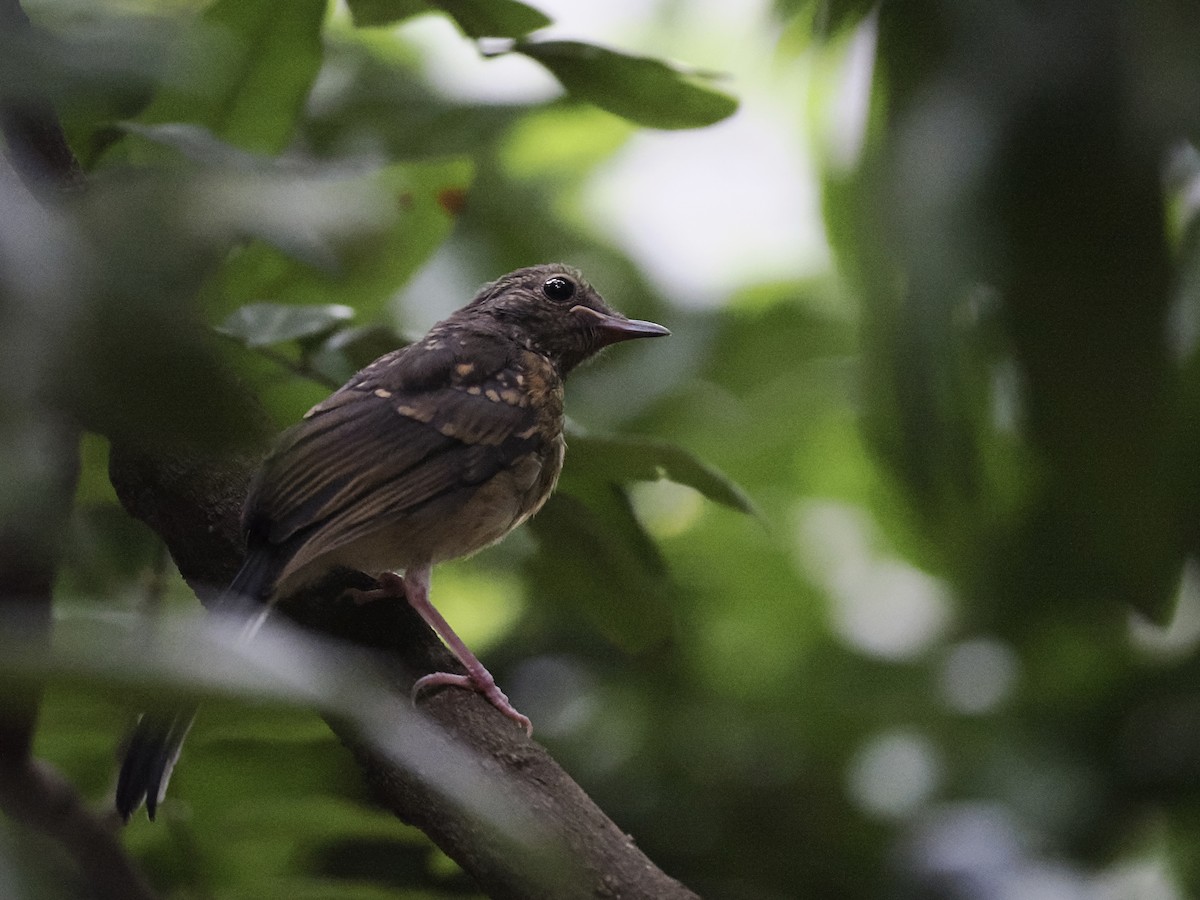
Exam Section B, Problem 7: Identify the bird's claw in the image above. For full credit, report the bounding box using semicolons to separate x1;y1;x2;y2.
413;671;533;736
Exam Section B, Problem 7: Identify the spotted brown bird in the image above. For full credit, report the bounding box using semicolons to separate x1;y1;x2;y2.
116;263;669;820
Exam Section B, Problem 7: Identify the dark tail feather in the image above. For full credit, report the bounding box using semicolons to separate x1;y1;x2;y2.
116;550;276;821
116;706;198;821
214;546;279;616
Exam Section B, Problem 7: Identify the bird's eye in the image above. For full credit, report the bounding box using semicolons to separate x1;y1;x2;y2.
542;276;576;303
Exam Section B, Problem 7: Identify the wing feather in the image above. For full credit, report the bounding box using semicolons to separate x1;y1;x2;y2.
249;383;541;555
242;326;561;590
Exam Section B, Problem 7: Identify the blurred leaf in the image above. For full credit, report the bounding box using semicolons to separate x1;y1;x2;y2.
774;0;876;38
301;38;523;161
118;120;268;168
859;3;1185;624
434;0;552;38
200;158;472;321
40;146;404;449
309;325;408;385
111;127;400;274
345;0;429;27
218;303;356;348
64;503;161;596
64;311;264;452
0;9;180;166
348;0;551;37
563;433;756;516
527;491;673;652
124;0;325;156
10;609;558;845
501;106;634;181
20;607;590;893
14;173;266;452
514;40;738;130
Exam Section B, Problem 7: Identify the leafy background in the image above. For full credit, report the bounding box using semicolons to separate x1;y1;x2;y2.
4;0;1200;898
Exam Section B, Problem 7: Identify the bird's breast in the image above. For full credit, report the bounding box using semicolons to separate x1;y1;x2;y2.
435;434;564;562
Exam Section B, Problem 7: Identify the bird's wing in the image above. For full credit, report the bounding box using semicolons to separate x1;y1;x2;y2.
245;349;546;562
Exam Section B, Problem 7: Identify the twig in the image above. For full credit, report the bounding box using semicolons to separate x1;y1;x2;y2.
0;759;158;900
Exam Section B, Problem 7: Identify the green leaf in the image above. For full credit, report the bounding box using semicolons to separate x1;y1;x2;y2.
435;0;551;38
217;303;355;348
345;0;429;27
301;38;523;161
348;0;551;36
200;157;473;322
124;0;326;156
0;11;181;167
527;492;673;652
562;433;757;515
64;504;161;596
514;40;738;130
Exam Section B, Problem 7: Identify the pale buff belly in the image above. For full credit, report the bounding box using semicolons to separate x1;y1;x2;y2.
271;439;564;599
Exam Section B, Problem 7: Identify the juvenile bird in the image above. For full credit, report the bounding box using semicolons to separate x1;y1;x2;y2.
116;263;669;820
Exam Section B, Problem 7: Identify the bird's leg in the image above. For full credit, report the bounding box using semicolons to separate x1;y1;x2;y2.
403;564;532;735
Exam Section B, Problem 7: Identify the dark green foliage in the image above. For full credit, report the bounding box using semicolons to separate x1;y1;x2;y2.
561;432;756;516
0;0;742;897
347;0;550;37
515;40;738;130
9;0;1200;898
129;0;327;156
218;303;356;349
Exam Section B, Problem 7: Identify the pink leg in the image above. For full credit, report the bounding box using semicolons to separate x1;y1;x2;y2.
402;565;532;736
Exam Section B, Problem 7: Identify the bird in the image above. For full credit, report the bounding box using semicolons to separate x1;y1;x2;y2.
115;263;669;821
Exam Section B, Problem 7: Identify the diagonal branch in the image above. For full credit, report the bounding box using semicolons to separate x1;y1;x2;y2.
109;435;700;900
0;759;158;900
0;0;695;892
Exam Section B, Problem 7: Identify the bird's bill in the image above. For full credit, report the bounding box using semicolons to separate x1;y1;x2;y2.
571;305;671;345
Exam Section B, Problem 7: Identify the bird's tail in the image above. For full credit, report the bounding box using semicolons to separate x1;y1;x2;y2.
115;550;275;821
115;705;197;821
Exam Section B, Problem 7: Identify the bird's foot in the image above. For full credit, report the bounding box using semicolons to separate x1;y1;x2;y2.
413;670;533;736
342;571;407;605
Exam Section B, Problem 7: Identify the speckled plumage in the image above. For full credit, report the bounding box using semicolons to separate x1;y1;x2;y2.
255;330;567;598
116;263;668;821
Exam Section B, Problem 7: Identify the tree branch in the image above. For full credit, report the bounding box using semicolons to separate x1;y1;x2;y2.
0;759;158;900
0;0;695;893
109;430;699;900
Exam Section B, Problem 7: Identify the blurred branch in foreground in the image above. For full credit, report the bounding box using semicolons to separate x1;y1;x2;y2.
109;413;700;900
0;1;152;898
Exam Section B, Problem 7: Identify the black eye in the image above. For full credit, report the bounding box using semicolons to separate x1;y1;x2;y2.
542;276;576;303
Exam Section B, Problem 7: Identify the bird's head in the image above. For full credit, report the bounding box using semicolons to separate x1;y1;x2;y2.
466;263;669;374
